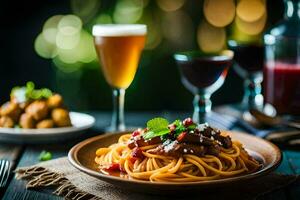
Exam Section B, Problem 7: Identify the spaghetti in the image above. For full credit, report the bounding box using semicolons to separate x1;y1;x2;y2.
95;118;261;182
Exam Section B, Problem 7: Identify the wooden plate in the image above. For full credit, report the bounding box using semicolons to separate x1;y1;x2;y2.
68;131;282;194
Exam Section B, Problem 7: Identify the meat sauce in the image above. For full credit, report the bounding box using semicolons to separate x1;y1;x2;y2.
127;121;232;158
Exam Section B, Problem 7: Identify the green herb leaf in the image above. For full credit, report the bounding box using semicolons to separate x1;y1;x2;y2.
142;117;170;140
187;124;196;130
147;117;169;131
39;150;52;161
173;119;182;127
11;82;53;102
143;129;170;140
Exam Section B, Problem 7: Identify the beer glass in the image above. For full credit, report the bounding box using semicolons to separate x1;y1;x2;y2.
93;24;147;131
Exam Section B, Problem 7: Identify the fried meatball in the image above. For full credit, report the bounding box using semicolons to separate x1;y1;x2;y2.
20;113;35;129
0;102;22;122
0;116;14;128
36;119;54;129
25;101;49;121
51;108;71;127
47;94;63;109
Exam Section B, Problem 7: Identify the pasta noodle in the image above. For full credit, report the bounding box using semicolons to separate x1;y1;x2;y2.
95;132;261;182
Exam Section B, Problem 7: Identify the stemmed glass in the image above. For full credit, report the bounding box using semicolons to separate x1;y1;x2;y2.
93;24;147;131
227;40;264;110
174;50;234;123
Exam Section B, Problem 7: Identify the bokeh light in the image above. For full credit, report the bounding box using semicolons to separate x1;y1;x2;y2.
58;15;82;36
42;15;63;45
94;13;113;24
156;0;186;12
71;0;101;23
76;30;97;63
197;20;226;53
140;10;163;50
203;0;235;27
34;33;57;59
236;0;266;22
235;12;267;35
35;14;96;73
231;24;261;43
113;0;144;24
161;10;194;48
52;56;83;73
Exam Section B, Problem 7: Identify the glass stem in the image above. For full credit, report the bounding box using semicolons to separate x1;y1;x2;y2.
193;93;212;124
242;78;263;110
111;88;125;131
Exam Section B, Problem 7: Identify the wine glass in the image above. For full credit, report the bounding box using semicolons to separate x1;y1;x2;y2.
174;50;234;123
227;40;264;110
93;24;147;131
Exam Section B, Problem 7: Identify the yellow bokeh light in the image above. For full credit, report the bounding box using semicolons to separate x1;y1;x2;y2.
156;0;186;12
230;24;261;43
113;0;143;24
235;12;267;35
34;33;57;59
236;0;266;22
140;10;162;50
197;20;226;53
203;0;235;27
161;10;194;48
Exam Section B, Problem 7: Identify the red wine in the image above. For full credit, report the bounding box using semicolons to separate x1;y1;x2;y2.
177;58;231;89
228;43;264;73
264;62;300;114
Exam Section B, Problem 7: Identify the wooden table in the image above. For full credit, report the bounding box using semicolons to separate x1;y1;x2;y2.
0;111;300;200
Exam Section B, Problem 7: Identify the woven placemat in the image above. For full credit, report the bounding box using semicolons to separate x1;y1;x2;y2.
15;157;298;200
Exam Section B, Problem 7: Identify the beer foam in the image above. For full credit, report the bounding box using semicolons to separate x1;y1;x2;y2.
92;24;147;36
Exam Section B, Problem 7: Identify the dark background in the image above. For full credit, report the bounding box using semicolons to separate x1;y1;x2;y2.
0;0;283;112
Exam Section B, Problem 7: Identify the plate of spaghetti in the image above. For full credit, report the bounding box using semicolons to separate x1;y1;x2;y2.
68;117;281;193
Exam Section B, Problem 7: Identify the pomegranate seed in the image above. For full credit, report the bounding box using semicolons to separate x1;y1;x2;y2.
132;130;141;137
183;118;194;127
131;147;144;159
168;124;176;132
105;163;120;171
177;131;187;142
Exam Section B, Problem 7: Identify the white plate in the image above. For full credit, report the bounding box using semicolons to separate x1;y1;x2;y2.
0;112;95;144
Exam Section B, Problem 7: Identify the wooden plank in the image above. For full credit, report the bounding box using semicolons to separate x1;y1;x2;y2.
0;143;23;198
2;143;72;200
0;143;23;166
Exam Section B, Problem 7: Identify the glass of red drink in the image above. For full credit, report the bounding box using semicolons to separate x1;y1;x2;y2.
228;40;264;110
174;50;233;123
264;0;300;115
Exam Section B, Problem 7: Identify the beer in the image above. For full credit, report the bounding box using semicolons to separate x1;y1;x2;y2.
93;25;146;89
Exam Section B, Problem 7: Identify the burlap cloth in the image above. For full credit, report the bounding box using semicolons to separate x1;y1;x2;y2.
15;157;299;200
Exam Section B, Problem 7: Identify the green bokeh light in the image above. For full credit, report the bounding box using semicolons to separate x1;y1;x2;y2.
34;33;57;59
113;0;144;24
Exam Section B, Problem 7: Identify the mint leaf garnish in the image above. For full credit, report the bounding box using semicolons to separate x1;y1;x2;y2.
147;118;169;131
143;117;170;140
143;129;170;140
